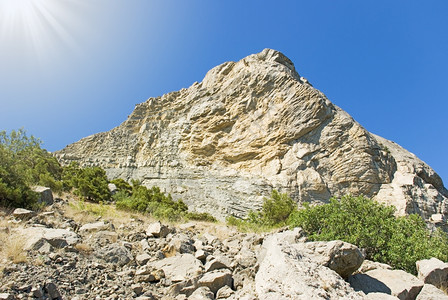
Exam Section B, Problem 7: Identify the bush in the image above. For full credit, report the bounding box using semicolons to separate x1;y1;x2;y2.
114;181;188;221
288;195;448;274
62;163;111;202
0;129;63;208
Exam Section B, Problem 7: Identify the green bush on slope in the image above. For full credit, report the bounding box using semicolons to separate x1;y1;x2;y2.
227;191;448;275
0;129;63;208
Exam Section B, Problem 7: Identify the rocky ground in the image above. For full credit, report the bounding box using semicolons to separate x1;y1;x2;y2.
1;196;448;300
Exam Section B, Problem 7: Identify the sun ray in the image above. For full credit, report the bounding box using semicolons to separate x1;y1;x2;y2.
0;0;83;65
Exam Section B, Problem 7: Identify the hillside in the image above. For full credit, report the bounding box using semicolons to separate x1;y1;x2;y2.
55;49;448;223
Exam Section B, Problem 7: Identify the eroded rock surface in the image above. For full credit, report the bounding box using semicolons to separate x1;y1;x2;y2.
55;49;448;222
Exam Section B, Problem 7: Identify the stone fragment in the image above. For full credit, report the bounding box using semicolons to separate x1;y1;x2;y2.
95;243;133;266
108;183;118;194
79;221;110;233
216;285;235;299
358;260;393;273
195;249;207;262
136;253;151;265
416;257;448;290
188;286;214;300
31;286;44;298
204;256;231;272
45;282;61;300
364;292;399;299
349;269;424;300
146;221;170;238
12;208;35;219
131;283;143;295
0;294;14;300
416;284;448;300
198;269;233;294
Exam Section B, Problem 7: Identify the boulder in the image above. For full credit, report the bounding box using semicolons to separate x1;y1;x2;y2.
198;269;233;294
136;253;152;266
255;232;364;299
32;186;53;205
146;221;170;238
204;256;231;272
18;226;79;250
292;239;364;278
108;183;118;194
349;269;424;300
416;284;448;300
416;257;448;290
151;254;203;282
0;294;15;300
216;285;235;299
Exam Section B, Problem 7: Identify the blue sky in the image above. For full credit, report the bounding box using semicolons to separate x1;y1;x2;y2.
1;0;447;185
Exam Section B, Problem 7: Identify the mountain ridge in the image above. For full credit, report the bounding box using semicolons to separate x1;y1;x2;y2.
55;49;448;224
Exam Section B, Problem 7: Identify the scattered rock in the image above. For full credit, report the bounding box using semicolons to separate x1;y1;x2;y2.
18;226;79;250
136;253;152;265
293;240;364;278
151;254;203;282
32;186;54;205
256;231;364;299
12;208;35;220
416;284;448;300
95;243;133;266
146;221;170;238
349;269;424;300
416;257;448;290
198;269;233;294
79;221;110;233
188;286;214;300
216;285;235;299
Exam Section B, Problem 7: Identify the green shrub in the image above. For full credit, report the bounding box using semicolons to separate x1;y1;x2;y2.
0;129;63;208
114;181;188;221
185;212;217;223
288;195;448;274
62;163;110;202
226;190;295;230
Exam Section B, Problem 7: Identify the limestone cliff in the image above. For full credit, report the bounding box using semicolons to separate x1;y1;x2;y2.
55;49;448;222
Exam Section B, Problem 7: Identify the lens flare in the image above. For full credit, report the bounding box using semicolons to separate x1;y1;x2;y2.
0;0;81;65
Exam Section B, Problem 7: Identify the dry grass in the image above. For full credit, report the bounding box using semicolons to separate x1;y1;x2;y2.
0;233;27;264
75;243;93;254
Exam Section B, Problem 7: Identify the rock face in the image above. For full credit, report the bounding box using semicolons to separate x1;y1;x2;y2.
55;49;448;221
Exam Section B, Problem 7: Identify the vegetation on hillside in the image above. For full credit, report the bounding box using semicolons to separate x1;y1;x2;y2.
227;191;448;274
0;129;62;208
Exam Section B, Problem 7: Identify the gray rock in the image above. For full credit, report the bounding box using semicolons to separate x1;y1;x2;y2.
32;186;53;205
416;284;448;300
146;221;170;238
204;256;231;272
136;253;152;265
18;226;79;250
95;243;133;266
256;232;364;299
79;221;110;233
216;285;235;299
0;293;15;300
364;292;399;299
416;257;448;290
198;269;233;294
349;269;424;300
108;183;118;194
292;240;364;278
151;254;203;282
12;208;35;219
188;286;214;300
45;282;61;300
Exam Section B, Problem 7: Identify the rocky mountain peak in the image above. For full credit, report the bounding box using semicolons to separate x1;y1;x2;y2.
55;49;448;225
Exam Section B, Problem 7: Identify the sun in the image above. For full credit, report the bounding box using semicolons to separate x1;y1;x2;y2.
0;0;80;64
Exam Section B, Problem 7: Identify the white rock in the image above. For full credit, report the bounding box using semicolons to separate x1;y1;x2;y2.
79;221;109;233
146;221;170;238
416;284;448;300
349;269;424;300
18;226;79;250
416;257;448;290
151;254;203;282
198;269;232;294
256;232;364;299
